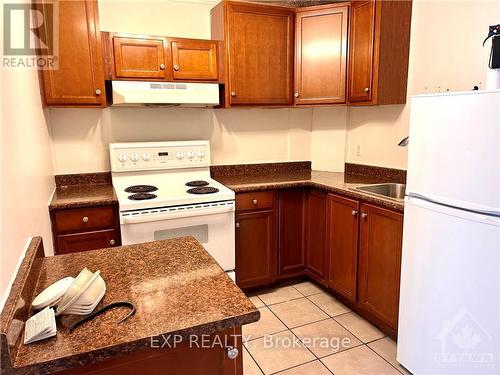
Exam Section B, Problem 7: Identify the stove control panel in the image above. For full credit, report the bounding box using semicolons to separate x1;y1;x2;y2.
110;141;210;172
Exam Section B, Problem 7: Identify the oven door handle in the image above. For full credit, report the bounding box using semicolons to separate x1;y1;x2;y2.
121;204;234;224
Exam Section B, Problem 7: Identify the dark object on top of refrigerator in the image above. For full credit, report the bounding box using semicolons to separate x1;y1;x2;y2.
483;24;500;68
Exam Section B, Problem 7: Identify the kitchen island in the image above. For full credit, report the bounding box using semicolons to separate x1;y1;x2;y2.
0;237;259;374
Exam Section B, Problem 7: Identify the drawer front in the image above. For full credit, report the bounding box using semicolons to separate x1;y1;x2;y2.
54;206;116;233
236;191;275;212
56;229;119;255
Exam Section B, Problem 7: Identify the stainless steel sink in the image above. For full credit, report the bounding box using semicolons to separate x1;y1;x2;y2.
354;183;406;201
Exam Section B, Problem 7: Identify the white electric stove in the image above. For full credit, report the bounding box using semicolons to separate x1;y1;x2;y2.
109;141;236;280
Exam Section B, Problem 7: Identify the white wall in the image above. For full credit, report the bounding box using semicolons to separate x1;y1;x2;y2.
1;68;55;307
98;0;216;38
49;0;316;174
49;0;500;174
50;107;312;173
345;0;500;169
310;107;348;172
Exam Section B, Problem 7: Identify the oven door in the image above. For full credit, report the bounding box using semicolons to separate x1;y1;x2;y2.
120;202;235;272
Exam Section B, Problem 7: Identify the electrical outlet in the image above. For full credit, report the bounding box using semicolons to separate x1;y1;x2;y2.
356;144;361;157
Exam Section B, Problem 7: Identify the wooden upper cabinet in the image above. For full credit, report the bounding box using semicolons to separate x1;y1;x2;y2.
295;4;349;105
348;0;412;105
113;37;168;79
348;1;375;102
357;203;403;333
225;2;294;105
171;40;218;80
327;194;359;303
39;0;106;106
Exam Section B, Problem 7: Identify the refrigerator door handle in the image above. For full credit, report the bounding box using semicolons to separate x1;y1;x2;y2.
407;192;500;218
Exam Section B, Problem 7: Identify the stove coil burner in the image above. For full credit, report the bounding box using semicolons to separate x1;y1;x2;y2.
187;187;219;195
125;185;158;193
185;180;209;187
128;193;157;201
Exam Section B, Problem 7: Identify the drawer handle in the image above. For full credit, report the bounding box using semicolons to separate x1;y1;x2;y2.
227;346;239;360
352;210;358;216
109;239;116;245
236;223;240;228
361;213;368;220
159;63;165;70
364;87;370;93
82;216;89;223
252;199;258;205
95;88;102;96
174;64;180;71
231;91;236;97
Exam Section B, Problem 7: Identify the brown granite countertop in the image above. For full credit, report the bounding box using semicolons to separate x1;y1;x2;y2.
8;237;259;373
214;170;404;211
49;183;118;211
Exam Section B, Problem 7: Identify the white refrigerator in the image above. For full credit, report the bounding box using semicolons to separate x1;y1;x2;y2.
397;90;500;375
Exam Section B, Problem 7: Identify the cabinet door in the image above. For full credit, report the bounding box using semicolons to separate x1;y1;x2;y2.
328;194;359;302
228;3;294;105
171;40;218;81
358;203;403;331
348;0;375;102
40;0;105;106
56;229;119;255
113;37;168;79
278;190;306;277
295;6;348;104
305;190;328;281
235;211;277;289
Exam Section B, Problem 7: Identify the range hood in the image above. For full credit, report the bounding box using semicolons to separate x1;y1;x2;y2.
111;81;220;107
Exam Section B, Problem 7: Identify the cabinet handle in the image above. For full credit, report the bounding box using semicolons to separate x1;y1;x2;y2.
109;239;116;245
294;92;300;98
252;199;258;205
231;91;236;97
352;210;358;216
235;223;240;228
174;64;180;71
95;89;102;96
364;87;370;93
82;216;89;223
160;63;165;70
227;346;239;360
361;213;368;219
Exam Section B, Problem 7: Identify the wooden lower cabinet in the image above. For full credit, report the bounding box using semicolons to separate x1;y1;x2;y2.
233;188;404;337
305;190;328;282
57;327;243;375
278;189;306;277
56;229;118;255
357;203;403;334
235;210;277;289
51;205;121;255
327;194;359;303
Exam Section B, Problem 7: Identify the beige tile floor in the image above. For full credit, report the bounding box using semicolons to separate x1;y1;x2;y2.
243;281;411;375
